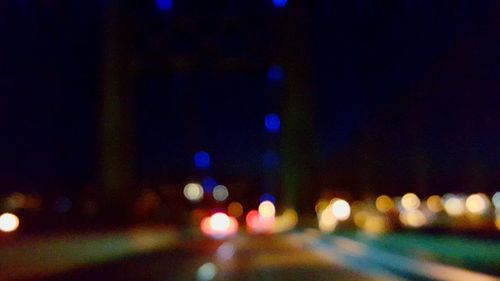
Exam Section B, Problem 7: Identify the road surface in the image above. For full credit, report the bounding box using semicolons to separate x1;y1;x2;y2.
2;228;499;281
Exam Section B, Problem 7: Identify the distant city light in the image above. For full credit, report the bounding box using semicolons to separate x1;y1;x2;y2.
400;210;427;228
246;209;275;234
492;192;500;209
212;185;229;202
156;0;173;11
210;213;230;231
375;195;394;213
465;193;489;215
245;210;260;232
267;65;284;82
258;200;276;218
197;262;217;281
0;213;19;233
319;205;337;233
201;212;238;239
264;113;280;133
201;176;217;193
362;215;390;235
183;183;204;202
315;199;330;214
194;151;210;169
443;195;466;217
331;199;351;221
227;202;243;218
272;0;287;8
426;195;443;213
273;208;299;233
259;193;276;204
401;193;420;211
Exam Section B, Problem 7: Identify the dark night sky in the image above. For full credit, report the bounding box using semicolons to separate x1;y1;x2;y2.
0;0;498;195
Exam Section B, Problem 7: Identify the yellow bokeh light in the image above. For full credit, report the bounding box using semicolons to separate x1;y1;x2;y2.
363;215;389;235
315;199;330;214
401;193;420;211
465;193;489;215
399;210;427;228
375;195;394;213
0;213;19;233
319;206;338;233
331;199;351;221
426;195;443;213
183;183;204;202
273;208;299;233
443;195;466;217
353;211;367;228
227;202;243;218
258;200;276;218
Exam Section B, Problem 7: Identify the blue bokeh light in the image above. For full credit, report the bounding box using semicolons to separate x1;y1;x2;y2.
262;150;279;170
156;0;173;11
267;65;284;82
272;0;287;8
194;150;210;169
202;176;217;193
264;113;281;133
260;193;276;204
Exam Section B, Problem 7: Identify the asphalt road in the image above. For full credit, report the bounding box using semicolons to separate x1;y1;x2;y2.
5;230;499;281
41;233;382;281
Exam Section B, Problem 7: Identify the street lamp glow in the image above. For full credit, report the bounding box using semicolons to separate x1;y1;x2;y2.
331;199;351;221
212;185;229;202
183;183;203;202
465;193;489;215
400;210;427;228
0;213;19;233
426;195;443;213
375;195;394;213
492;192;500;209
401;193;420;211
443;195;466;217
319;206;338;233
258;200;276;218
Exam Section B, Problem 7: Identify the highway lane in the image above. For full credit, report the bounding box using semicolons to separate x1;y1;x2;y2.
4;229;499;281
42;233;383;281
296;230;500;281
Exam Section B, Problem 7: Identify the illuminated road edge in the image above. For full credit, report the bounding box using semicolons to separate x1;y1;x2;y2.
0;227;178;281
292;231;499;281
